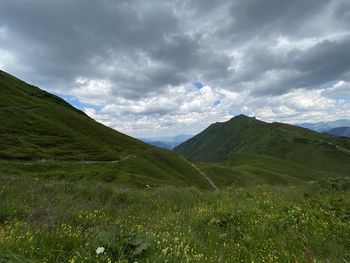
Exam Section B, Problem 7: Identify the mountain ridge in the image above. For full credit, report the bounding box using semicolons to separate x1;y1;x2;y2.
0;69;148;161
174;114;350;176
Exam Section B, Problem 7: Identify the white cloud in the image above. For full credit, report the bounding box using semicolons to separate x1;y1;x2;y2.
84;108;97;118
71;78;112;105
79;83;349;137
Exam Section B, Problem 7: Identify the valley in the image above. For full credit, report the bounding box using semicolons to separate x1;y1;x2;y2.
1;70;350;262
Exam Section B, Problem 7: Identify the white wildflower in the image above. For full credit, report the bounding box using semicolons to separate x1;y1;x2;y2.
96;246;105;255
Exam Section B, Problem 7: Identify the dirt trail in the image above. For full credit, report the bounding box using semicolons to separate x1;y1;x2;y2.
20;148;219;191
22;149;154;165
317;140;350;154
178;155;219;191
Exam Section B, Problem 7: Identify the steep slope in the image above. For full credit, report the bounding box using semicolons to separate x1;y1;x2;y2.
324;127;350;138
0;70;213;189
0;70;149;161
174;115;350;175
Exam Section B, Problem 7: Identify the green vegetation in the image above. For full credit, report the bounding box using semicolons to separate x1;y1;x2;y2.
196;152;328;188
0;149;213;190
0;70;149;161
2;70;350;261
0;70;216;189
174;114;350;176
1;173;349;262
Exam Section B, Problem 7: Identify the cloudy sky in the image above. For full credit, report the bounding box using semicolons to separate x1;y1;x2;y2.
1;0;350;137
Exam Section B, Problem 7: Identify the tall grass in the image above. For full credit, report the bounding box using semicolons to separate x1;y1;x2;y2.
1;173;349;262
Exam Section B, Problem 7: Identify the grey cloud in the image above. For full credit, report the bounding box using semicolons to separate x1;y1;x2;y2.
149;34;201;70
334;1;350;25
256;36;350;95
221;35;350;96
0;1;186;94
1;0;235;99
223;0;331;41
292;37;350;84
0;0;350;105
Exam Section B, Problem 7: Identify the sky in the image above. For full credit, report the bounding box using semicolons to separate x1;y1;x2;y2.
1;0;350;137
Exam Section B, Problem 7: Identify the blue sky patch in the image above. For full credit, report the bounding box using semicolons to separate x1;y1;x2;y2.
328;94;350;100
213;100;221;107
320;81;338;89
194;81;204;90
229;111;240;116
54;92;102;112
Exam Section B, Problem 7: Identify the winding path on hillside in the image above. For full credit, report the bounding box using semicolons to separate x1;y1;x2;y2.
318;140;350;154
20;148;219;190
178;155;219;191
81;154;136;164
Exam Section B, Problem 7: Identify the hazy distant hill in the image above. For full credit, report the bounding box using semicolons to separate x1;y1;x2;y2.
174;115;350;176
140;134;192;150
298;119;350;132
324;127;350;138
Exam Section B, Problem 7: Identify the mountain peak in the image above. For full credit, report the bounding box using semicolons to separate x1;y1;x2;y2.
227;114;260;125
231;114;251;119
230;114;258;121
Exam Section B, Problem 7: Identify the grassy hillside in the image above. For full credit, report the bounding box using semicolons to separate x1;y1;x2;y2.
0;70;214;189
1;172;349;262
0;70;150;161
0;148;213;190
196;152;328;188
174;115;350;175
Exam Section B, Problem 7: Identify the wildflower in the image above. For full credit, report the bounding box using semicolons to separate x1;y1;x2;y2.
96;246;105;255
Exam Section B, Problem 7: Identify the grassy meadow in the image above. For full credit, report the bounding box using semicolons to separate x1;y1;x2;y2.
1;70;350;262
1;171;349;263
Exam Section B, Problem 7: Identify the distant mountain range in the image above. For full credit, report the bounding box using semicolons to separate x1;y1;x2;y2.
324;127;350;138
297;119;350;132
139;134;192;150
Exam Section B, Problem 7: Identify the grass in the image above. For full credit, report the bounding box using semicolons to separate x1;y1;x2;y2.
0;70;149;161
1;172;350;262
0;151;335;191
2;70;350;262
0;70;216;189
196;152;329;188
0;150;213;190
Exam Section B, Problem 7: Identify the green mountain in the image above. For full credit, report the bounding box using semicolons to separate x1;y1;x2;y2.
174;115;350;176
0;70;212;189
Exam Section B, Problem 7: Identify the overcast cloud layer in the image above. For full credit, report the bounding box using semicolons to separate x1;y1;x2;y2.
1;0;350;137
